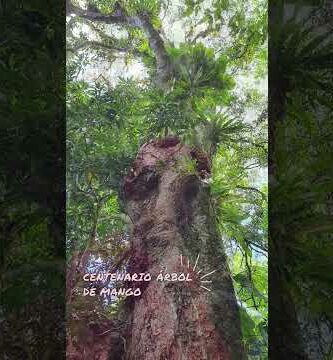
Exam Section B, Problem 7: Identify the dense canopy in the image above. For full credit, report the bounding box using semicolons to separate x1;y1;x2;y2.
66;0;268;358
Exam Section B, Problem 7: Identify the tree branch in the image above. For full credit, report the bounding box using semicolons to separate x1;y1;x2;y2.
67;40;140;56
135;13;172;87
191;28;211;44
66;1;173;87
67;0;131;25
236;185;266;200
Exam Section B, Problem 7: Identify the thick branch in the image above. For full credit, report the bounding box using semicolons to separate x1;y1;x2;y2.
191;28;211;44
67;40;139;56
135;14;172;86
67;0;131;25
67;1;173;87
236;185;266;200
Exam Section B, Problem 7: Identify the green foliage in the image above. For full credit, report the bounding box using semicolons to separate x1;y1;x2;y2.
6;221;54;266
190;111;249;155
181;0;267;73
271;4;333;108
66;78;149;254
66;0;268;356
176;155;198;176
169;44;232;90
233;253;268;358
1;3;66;357
123;0;161;16
268;3;333;356
89;0;161;24
168;44;235;110
272;110;333;319
211;143;267;357
140;43;238;137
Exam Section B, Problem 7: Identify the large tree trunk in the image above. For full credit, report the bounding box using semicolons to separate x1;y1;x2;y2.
122;137;244;360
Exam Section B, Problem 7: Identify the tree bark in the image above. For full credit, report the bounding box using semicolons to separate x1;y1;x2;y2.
122;137;244;360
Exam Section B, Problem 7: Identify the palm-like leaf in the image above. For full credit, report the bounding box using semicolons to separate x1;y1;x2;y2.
271;3;333;108
193;111;249;156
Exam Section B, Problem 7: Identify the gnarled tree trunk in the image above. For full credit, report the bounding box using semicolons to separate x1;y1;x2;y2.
122;137;244;360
